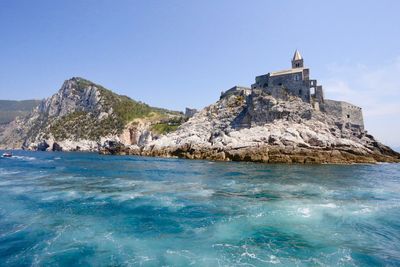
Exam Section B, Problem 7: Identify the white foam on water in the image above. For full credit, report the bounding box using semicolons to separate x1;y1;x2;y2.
114;192;144;202
113;178;137;188
241;251;256;259
40;190;84;202
0;223;28;238
10;186;34;194
353;207;373;214
297;207;311;218
41;195;58;201
12;155;36;161
268;255;281;264
156;196;185;210
0;173;21;175
165;249;197;265
0;168;21;175
0;180;14;186
64;190;81;200
191;188;215;198
123;180;215;200
254;211;263;218
319;203;337;208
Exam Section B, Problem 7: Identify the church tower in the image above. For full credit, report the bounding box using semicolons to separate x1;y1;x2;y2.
292;50;304;68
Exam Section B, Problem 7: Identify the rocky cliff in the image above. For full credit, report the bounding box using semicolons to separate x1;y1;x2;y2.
2;79;398;164
0;77;183;151
121;88;399;164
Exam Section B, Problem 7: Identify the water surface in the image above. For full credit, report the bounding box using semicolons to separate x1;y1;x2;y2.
0;151;399;266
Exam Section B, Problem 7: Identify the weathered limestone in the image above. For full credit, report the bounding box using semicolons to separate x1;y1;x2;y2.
120;89;399;164
0;77;183;152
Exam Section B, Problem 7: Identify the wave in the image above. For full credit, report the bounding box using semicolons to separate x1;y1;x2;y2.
11;155;37;161
0;168;21;175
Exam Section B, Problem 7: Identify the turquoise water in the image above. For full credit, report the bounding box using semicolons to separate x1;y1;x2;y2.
0;151;399;266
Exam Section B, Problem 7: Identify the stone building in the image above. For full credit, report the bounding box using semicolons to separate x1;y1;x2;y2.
222;50;364;130
185;107;198;118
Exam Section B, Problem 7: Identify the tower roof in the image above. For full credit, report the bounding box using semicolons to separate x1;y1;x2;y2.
292;50;303;61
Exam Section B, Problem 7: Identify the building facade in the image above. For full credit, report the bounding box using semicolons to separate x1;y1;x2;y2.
222;50;364;130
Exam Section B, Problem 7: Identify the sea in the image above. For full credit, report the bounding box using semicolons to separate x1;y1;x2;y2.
0;151;399;266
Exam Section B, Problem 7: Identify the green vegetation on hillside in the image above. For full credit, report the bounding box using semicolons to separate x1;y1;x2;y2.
49;111;122;140
150;117;187;135
75;78;177;125
47;78;184;140
151;123;180;135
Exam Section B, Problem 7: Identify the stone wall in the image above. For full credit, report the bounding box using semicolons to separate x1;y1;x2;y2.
185;108;198;118
232;54;365;131
262;86;290;100
252;70;312;103
220;86;251;99
323;100;364;129
342;101;364;130
253;74;270;89
315;86;324;103
269;73;310;102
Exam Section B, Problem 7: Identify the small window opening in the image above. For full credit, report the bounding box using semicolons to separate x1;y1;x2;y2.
347;114;350;118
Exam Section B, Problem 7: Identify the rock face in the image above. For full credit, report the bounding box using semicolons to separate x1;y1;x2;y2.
1;78;398;164
0;77;183;151
134;89;399;164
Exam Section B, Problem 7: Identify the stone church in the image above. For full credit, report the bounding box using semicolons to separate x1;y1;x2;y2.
221;50;364;130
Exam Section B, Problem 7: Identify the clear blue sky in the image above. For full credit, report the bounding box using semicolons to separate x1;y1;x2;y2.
0;0;399;147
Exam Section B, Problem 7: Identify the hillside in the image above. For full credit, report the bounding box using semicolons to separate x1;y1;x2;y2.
2;77;398;164
0;100;42;124
0;77;184;151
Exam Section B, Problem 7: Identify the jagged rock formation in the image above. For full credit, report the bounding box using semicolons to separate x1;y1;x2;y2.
1;77;398;164
130;89;399;163
0;77;183;151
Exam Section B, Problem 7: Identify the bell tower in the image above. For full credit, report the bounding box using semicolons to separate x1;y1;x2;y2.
292;50;304;68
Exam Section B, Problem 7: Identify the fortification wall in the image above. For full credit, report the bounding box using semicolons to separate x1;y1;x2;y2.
220;86;251;99
269;73;302;88
342;101;364;129
315;86;324;103
253;74;269;89
185;108;198;118
262;86;290;100
261;85;310;102
323;100;364;129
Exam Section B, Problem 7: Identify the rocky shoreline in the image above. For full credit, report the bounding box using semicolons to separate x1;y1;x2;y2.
99;142;400;164
99;89;400;164
2;79;399;164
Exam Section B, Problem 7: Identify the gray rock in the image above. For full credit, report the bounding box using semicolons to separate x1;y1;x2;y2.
138;89;399;163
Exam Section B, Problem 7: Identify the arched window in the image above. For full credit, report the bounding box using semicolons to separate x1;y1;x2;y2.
293;74;302;81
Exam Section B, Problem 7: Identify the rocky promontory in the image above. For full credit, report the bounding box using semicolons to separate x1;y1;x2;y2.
1;77;398;164
107;88;399;164
0;78;184;151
